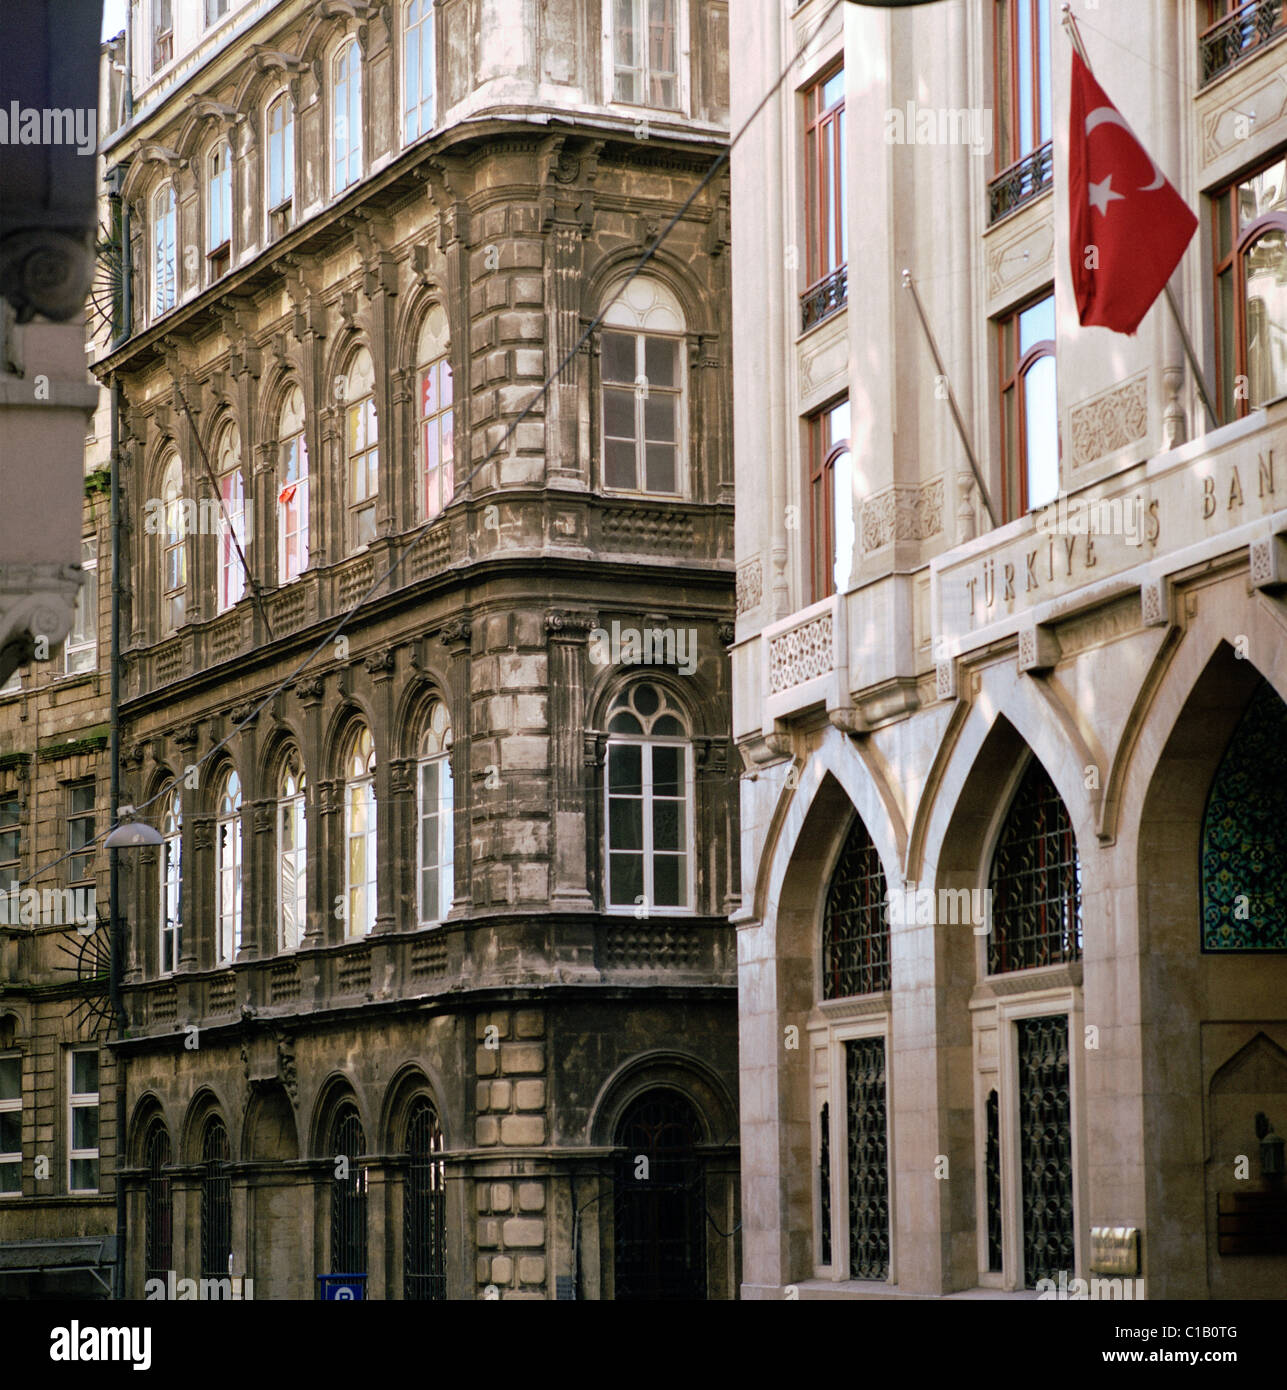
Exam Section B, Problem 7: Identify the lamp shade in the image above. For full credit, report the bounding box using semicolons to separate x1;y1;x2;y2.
104;806;163;848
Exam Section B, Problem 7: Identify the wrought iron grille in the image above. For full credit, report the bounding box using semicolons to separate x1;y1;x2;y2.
800;266;848;332
1017;1016;1074;1288
987;141;1054;224
613;1089;706;1300
200;1117;232;1278
844;1038;890;1280
985;1089;1003;1273
823;814;890;999
329;1103;368;1276
403;1098;447;1301
819;1102;832;1266
1201;0;1284;85
144;1122;172;1284
988;759;1082;974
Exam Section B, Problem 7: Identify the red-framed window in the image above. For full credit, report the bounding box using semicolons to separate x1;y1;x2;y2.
809;396;852;604
802;65;846;327
993;0;1051;172
998;291;1057;521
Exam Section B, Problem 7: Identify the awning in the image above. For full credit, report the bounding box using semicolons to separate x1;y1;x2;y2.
0;1236;116;1298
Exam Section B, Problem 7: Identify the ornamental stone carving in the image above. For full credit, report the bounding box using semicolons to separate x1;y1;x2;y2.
735;559;762;616
768;612;834;695
861;478;944;552
1069;373;1149;469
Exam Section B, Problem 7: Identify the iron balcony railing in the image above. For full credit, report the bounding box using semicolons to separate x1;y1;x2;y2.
800;265;848;333
1201;0;1284;84
988;141;1054;225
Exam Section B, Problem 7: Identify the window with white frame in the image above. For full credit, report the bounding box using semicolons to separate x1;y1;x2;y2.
204;0;229;27
344;726;377;937
277;385;309;582
0;792;20;895
344;348;378;550
333;39;363;193
0;1053;19;1194
65;536;98;674
404;0;436;141
277;750;306;951
417;701;453;925
67;782;95;888
604;682;692;912
600;278;684;496
68;1047;99;1193
215;425;247;613
610;0;679;108
207;140;233;279
160;785;182;974
160;454;186;634
266;92;294;239
153;183;176;316
215;769;242;964
152;0;173;71
416;308;453;521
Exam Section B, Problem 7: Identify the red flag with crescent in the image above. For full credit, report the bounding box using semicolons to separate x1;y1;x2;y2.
1069;49;1197;334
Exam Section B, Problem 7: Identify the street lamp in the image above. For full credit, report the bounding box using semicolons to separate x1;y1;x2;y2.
103;805;163;848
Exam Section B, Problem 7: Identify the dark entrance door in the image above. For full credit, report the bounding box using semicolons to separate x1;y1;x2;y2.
613;1089;705;1300
1017;1014;1075;1286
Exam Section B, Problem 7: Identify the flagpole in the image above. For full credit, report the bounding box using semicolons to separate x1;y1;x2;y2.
1060;4;1220;433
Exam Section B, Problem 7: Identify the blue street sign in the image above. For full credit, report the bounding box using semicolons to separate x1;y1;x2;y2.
318;1274;367;1301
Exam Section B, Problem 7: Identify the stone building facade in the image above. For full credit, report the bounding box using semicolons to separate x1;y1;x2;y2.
731;0;1287;1298
94;0;737;1300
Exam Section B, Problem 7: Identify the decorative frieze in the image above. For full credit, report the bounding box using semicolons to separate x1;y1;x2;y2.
768;611;834;695
735;559;762;615
861;478;944;552
1069;372;1149;469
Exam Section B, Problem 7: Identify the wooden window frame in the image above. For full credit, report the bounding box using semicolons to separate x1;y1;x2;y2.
997;291;1055;522
808;396;851;605
803;62;846;300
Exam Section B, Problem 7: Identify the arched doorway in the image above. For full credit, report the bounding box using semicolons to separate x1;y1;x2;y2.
403;1096;446;1301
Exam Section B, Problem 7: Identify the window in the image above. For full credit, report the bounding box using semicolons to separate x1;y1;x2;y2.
808;396;852;603
266;94;295;239
404;0;436;141
417;701;454;926
0;1053;19;1195
802;65;847;330
67;782;95;887
215;426;247;613
206;142;233;280
215;769;242;965
988;757;1081;974
600;278;684;495
998;292;1057;519
1213;153;1287;421
0;793;19;891
991;0;1053;221
333;39;363;194
65;536;98;674
344;349;378;550
330;1102;367;1275
344;726;377;938
821;811;889;998
160;455;186;634
277;386;309;582
153;184;176;317
160;786;182;975
144;1120;172;1283
200;1116;231;1277
152;0;173;71
417;310;454;520
611;0;679;109
68;1048;99;1193
605;682;692;913
277;751;306;952
1201;0;1287;85
204;0;229;27
403;1097;446;1300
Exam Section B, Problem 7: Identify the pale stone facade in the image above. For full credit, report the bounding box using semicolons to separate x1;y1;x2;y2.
731;0;1287;1299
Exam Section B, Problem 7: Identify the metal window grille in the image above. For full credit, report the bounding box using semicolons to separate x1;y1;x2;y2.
1201;0;1285;85
800;266;848;332
613;1089;705;1300
1016;1016;1074;1288
144;1122;173;1283
988;759;1081;974
200;1117;232;1278
403;1098;446;1301
818;1102;832;1266
822;814;890;999
330;1103;367;1275
987;141;1054;224
844;1038;890;1280
985;1088;1003;1273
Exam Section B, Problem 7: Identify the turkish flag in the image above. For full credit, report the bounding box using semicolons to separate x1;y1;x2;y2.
1069;50;1197;335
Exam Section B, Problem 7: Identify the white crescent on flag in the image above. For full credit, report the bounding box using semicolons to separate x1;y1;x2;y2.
1084;105;1166;191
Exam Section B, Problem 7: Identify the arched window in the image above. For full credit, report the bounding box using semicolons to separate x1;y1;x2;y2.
344;348;378;551
329;1101;367;1275
609;0;679;109
206;140;233;279
159;454;186;634
277;385;309;582
987;757;1081;974
809;396;852;602
153;183;176;316
403;0;436;141
417;700;453;925
333;39;363;194
215;424;247;614
416;308;454;521
403;1097;446;1300
999;291;1057;518
144;1119;173;1284
277;749;307;952
344;726;377;937
821;812;889;999
601;279;685;496
200;1115;231;1278
215;769;242;965
266;92;294;239
604;682;692;913
160;786;182;975
1201;678;1287;951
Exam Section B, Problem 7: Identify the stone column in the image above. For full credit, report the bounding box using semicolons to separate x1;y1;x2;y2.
544;610;596;911
365;647;397;934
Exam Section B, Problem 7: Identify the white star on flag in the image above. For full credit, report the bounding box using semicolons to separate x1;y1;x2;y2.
1088;174;1125;216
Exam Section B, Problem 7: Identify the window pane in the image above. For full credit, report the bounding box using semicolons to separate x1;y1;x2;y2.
610;852;643;905
0;831;19;864
653;853;684;907
73;1107;99;1151
0;1057;18;1101
643;393;675;442
604;386;636;440
652;745;682;797
822;70;843;109
1245;229;1287;408
70;1158;98;1190
0;1111;19;1151
1019;294;1054;351
832;448;854;595
608;744;642;792
1023;354;1059;510
1219;268;1236;421
645;443;676;493
602;332;635;383
1017;0;1034;154
605;439;637;490
72;1050;98;1095
644;336;676;388
609;797;644;851
653;799;682;852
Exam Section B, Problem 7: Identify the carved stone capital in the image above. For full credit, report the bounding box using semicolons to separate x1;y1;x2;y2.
294;675;324;704
545;609;599;640
438;615;472;651
0;563;81;685
363;647;396;679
